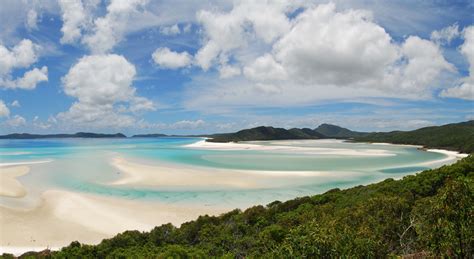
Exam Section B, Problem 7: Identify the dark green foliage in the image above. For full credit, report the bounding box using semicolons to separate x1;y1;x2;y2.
314;123;368;138
207;124;368;142
208;126;324;142
355;120;474;153
13;156;473;258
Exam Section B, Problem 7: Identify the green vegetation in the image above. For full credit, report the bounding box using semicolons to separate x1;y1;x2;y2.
207;126;326;142
314;123;368;138
9;156;473;258
355;120;474;153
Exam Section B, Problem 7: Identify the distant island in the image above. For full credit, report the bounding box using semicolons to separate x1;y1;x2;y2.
2;121;473;153
206;121;474;153
0;132;127;139
207;123;368;142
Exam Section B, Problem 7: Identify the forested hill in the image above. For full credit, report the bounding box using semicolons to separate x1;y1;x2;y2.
12;155;473;258
314;123;368;138
354;120;474;153
207;124;361;142
0;132;126;139
207;121;474;154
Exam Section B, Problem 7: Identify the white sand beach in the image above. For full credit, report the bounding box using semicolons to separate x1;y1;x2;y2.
110;157;360;189
185;140;395;157
0;189;228;253
0;166;30;198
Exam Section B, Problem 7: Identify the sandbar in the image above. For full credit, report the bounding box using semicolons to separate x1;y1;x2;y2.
110;157;361;189
0;166;30;198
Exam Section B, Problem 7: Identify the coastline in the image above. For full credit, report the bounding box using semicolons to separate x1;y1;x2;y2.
0;189;228;254
0;166;30;198
1;139;468;255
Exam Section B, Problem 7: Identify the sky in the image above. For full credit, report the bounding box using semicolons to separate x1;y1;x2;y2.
0;0;473;135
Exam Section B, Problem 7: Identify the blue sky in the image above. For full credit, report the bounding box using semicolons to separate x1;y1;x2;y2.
0;0;473;135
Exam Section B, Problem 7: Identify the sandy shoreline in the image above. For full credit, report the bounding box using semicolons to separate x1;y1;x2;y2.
185;140;395;157
0;189;228;254
0;166;30;198
110;157;351;189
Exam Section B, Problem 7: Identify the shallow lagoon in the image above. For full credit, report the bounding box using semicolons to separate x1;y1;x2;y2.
0;138;455;208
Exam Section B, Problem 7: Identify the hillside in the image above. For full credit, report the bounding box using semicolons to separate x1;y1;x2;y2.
12;155;472;258
207;126;325;142
0;132;126;139
314;123;368;138
355;120;474;153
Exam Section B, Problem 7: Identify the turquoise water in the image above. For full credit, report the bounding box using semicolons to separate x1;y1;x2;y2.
0;138;452;208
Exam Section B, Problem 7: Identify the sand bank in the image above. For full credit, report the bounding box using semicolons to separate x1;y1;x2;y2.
0;189;228;253
0;166;30;198
185;140;395;157
110;157;351;190
0;160;52;167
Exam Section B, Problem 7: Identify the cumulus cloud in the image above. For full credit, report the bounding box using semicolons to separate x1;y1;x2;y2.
59;0;90;44
440;26;474;100
183;2;457;111
5;115;26;127
195;0;293;70
57;54;155;128
430;23;460;45
82;0;148;54
160;24;180;35
152;47;192;69
244;54;287;82
0;100;10;117
0;39;48;90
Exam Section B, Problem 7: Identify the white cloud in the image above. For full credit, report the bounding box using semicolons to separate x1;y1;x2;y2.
219;65;241;78
244;54;287;82
82;0;148;54
26;9;39;30
11;100;20;107
58;54;154;128
160;24;180;35
195;0;294;70
59;0;88;44
152;47;192;69
5;115;26;127
0;39;38;75
3;66;48;90
183;2;458;111
170;119;205;129
0;100;10;117
273;3;398;86
430;23;460;45
0;39;48;90
440;25;474;100
390;36;455;94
